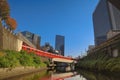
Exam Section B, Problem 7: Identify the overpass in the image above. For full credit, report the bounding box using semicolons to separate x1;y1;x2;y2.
22;45;75;71
22;45;75;63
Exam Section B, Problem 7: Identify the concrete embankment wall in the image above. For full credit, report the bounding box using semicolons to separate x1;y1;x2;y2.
0;25;23;51
0;67;47;80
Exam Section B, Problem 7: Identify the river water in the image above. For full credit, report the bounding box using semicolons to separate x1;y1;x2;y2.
5;69;120;80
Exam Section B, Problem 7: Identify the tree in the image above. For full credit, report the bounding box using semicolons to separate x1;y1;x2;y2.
0;0;10;20
0;0;17;31
5;16;17;30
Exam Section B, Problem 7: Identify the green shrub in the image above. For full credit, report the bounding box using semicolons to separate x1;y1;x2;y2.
0;50;47;68
0;50;20;68
0;56;11;68
77;52;120;72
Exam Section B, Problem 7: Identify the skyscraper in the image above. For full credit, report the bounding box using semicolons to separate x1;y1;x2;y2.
55;35;65;56
21;31;41;49
93;0;120;45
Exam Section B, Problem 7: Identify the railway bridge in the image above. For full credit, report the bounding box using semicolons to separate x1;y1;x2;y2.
22;45;76;71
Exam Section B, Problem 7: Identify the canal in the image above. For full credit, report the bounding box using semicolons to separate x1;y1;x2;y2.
3;69;120;80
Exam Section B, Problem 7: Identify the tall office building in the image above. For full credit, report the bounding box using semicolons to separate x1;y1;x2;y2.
21;31;41;49
93;0;120;45
55;35;65;56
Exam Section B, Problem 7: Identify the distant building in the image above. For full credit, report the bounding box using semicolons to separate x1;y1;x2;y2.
21;31;40;49
87;45;95;54
88;45;95;50
41;42;54;53
93;0;120;45
55;35;65;56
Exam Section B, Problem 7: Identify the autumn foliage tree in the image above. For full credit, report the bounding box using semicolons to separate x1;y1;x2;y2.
5;16;17;30
0;0;10;20
0;0;17;30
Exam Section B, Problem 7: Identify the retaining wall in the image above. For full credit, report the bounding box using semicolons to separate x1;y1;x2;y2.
0;25;22;51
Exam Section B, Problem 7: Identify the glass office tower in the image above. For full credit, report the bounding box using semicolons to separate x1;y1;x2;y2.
55;35;65;56
93;0;120;45
21;31;41;49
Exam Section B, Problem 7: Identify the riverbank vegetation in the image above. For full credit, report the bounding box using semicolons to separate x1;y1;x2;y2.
76;52;120;73
78;69;120;80
0;50;47;68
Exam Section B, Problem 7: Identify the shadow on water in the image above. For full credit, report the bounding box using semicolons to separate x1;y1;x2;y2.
77;69;120;80
3;69;120;80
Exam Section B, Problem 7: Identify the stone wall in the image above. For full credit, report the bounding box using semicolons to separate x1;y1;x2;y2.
0;25;23;51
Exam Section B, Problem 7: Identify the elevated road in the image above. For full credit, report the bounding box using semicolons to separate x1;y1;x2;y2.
22;45;75;63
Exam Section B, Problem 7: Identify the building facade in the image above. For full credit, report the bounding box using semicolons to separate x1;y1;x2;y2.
55;35;65;56
21;31;41;49
93;0;120;45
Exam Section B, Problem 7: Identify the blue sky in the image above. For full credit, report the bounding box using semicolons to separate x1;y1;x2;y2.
8;0;99;57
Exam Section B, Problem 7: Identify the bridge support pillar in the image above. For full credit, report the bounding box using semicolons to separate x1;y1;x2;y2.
48;58;75;72
54;62;75;72
70;62;75;71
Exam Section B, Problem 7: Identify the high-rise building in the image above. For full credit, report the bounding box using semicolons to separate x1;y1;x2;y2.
55;35;65;56
21;31;41;49
93;0;120;45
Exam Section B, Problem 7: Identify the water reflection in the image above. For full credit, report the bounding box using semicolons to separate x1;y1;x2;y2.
4;70;51;80
78;70;120;80
4;69;120;80
51;71;86;80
